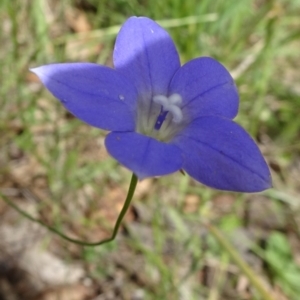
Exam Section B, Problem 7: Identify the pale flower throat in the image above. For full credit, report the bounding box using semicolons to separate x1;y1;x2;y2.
136;93;184;142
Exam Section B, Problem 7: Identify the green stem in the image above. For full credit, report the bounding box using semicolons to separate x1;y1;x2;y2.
205;222;276;300
0;173;138;246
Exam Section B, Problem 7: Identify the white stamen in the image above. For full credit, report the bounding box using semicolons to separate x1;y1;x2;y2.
153;94;183;123
153;95;168;106
168;93;182;105
168;105;183;123
119;94;125;100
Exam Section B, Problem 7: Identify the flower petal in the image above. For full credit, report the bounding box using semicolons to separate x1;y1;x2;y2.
113;16;180;98
105;132;183;179
172;116;271;192
169;57;239;121
31;63;137;131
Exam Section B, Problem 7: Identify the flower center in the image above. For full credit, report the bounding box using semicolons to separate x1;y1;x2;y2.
136;93;184;142
152;94;183;130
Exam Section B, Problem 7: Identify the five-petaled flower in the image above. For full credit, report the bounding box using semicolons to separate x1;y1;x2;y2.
31;16;271;192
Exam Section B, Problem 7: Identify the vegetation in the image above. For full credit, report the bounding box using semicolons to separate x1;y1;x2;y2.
0;0;300;299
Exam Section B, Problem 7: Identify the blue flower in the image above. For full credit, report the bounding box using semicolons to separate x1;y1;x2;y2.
31;16;271;192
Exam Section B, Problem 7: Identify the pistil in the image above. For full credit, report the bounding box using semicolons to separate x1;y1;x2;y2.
153;94;183;130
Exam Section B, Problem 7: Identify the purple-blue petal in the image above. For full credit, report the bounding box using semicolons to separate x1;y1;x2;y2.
105;132;183;179
31;63;137;131
172;116;271;192
169;57;239;121
113;17;180;98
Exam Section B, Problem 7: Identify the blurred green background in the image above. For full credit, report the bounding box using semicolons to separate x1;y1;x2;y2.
0;0;300;299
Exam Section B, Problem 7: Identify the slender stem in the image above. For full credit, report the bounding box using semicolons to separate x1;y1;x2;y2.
205;222;276;300
0;173;138;246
